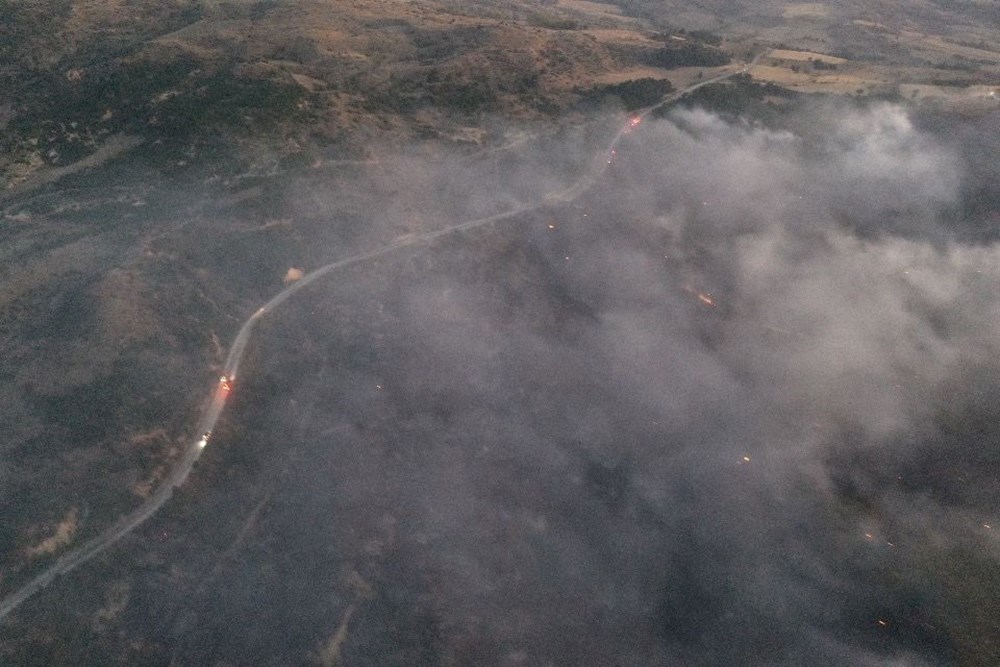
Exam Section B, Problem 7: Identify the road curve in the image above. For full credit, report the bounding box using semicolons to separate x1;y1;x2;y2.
0;55;762;623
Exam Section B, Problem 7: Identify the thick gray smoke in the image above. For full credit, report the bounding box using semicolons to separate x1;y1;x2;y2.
5;101;997;666
228;102;997;665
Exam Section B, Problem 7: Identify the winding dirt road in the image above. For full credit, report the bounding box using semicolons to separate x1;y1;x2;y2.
0;55;763;622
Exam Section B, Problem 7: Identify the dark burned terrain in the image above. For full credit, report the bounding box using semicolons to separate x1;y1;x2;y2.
2;0;1000;665
4;109;1000;664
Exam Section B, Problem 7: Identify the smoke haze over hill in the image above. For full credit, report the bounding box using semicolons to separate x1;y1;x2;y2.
172;101;998;665
2;88;998;665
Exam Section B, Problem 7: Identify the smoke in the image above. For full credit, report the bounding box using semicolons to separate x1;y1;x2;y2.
216;102;999;665
5;99;998;665
268;101;996;665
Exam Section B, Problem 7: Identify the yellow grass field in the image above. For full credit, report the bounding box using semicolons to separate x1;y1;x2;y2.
558;0;624;17
782;3;830;19
750;64;883;93
770;49;847;64
583;28;659;46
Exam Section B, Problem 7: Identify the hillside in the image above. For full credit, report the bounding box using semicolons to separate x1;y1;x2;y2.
1;2;999;665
